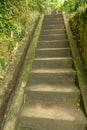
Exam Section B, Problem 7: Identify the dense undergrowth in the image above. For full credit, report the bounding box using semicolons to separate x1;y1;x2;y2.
60;0;87;73
69;6;87;72
0;0;50;81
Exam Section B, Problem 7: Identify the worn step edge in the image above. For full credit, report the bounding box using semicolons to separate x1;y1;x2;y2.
35;48;71;58
40;34;67;36
41;31;66;35
33;57;74;69
38;39;68;43
45;14;62;17
42;25;65;30
63;13;87;116
31;68;76;73
43;19;64;23
42;21;64;25
35;57;72;60
44;17;63;21
36;47;70;50
38;39;69;43
26;84;79;93
42;24;64;27
41;28;66;32
39;34;67;37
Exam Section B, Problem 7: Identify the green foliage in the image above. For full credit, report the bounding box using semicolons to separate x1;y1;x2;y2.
69;6;87;71
60;0;87;72
60;0;87;13
0;0;52;80
0;57;6;69
28;0;48;13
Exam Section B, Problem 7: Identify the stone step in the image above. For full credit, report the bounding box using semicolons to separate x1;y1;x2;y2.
25;88;80;106
42;24;65;30
42;23;64;28
35;48;71;58
19;103;87;130
43;18;63;22
44;16;63;20
33;57;74;69
39;34;67;41
43;20;64;24
44;14;63;18
43;21;64;25
26;83;79;94
28;69;76;86
37;40;69;48
41;29;66;35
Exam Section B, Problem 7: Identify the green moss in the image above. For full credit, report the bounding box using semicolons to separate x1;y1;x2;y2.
69;6;87;72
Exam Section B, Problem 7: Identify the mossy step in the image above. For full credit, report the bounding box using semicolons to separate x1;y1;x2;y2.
33;57;74;69
19;103;87;130
39;34;67;41
28;69;76;86
37;40;69;48
41;29;66;35
35;48;71;58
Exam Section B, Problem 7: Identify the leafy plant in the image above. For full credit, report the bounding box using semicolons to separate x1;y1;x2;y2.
0;56;7;69
69;6;87;71
60;0;87;13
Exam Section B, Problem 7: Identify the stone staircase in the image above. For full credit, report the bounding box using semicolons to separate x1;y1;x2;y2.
18;13;87;130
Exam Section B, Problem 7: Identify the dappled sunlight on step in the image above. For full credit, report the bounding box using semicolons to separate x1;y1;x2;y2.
21;104;85;121
31;68;76;73
28;84;79;93
35;57;72;60
36;48;70;51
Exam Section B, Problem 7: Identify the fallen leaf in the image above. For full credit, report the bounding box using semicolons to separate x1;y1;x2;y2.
76;99;80;107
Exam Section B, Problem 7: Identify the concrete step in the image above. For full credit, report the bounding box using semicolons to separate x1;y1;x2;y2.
25;88;80;106
39;34;67;41
19;103;87;130
44;14;63;18
43;17;63;22
37;40;69;48
35;48;71;58
44;15;63;20
43;21;64;25
42;24;65;30
33;57;74;69
26;83;79;94
28;69;76;86
41;29;66;35
42;23;64;28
